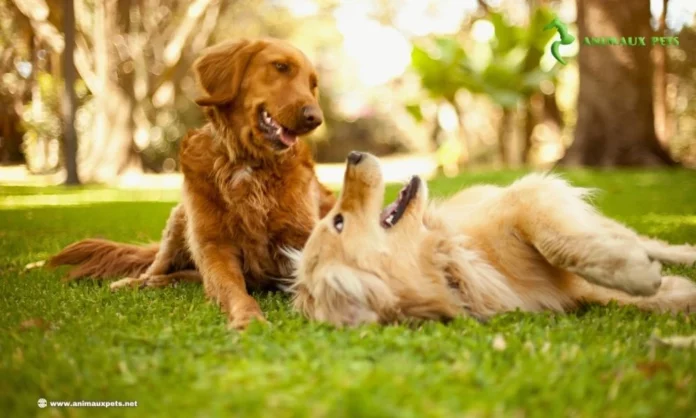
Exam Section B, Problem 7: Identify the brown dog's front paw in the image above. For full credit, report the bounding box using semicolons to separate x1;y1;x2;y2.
228;299;267;330
110;275;148;291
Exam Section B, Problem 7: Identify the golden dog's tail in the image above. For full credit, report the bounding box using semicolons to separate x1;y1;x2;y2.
48;239;159;281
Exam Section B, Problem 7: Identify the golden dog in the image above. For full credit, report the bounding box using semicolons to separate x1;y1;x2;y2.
49;39;336;329
290;152;696;326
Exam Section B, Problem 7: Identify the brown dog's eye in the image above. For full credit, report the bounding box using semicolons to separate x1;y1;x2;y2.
333;214;344;233
274;62;290;73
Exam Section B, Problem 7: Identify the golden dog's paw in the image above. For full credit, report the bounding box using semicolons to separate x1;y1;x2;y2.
109;276;149;291
664;244;696;266
228;300;267;331
615;257;662;297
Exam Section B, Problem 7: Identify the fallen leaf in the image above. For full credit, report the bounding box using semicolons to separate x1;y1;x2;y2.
607;371;624;401
650;335;696;349
675;375;693;390
13;348;24;364
24;260;46;270
118;361;138;385
636;361;672;378
18;318;50;331
492;334;507;351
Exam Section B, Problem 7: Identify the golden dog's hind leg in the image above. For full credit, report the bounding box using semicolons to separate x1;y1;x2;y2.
638;237;696;266
111;204;193;290
531;228;663;296
580;275;696;314
520;202;663;297
598;218;696;266
563;214;696;312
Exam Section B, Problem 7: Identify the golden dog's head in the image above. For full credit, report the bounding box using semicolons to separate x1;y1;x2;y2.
290;152;461;326
193;39;322;153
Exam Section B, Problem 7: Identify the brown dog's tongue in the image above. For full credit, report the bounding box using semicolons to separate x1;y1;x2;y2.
280;128;298;146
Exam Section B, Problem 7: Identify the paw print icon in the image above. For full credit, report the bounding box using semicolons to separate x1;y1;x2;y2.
37;398;47;408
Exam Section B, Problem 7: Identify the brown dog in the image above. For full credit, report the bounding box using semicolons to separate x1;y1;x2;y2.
49;39;336;329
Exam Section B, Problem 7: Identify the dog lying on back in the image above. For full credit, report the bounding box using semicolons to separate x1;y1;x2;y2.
49;39;336;329
289;152;696;326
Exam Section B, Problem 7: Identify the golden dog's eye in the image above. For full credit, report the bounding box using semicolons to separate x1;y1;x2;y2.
333;214;344;233
274;62;290;73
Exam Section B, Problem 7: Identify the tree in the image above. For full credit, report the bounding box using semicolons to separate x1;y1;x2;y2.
409;8;557;167
61;0;79;184
11;0;224;182
0;2;26;165
560;0;675;167
73;0;224;182
653;0;669;145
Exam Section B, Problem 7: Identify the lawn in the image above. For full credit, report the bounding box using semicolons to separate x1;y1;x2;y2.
1;169;695;418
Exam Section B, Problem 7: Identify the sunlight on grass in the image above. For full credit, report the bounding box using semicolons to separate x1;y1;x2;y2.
0;189;181;208
1;169;695;418
639;214;696;225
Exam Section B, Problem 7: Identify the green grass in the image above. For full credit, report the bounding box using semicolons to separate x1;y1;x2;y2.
1;169;695;418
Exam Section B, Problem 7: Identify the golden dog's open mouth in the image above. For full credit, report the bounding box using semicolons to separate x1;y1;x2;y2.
258;107;300;148
380;175;420;228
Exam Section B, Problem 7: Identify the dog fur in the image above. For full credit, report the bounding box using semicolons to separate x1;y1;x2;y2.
49;39;336;329
290;152;696;326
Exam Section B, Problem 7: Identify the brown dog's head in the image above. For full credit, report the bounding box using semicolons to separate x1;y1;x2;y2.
193;39;322;153
290;152;461;326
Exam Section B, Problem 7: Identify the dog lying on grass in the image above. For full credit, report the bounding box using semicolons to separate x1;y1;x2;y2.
289;152;696;326
48;39;336;329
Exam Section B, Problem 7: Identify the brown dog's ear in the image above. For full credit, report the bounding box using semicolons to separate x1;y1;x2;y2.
193;39;267;107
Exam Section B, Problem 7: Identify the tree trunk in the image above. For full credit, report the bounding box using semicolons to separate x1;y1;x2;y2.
453;102;470;167
61;0;80;184
523;99;534;164
560;0;675;167
498;108;514;166
524;92;564;164
80;0;140;182
522;0;537;165
653;0;669;145
0;102;25;164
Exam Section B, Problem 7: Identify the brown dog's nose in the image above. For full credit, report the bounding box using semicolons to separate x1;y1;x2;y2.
347;151;363;165
301;106;323;130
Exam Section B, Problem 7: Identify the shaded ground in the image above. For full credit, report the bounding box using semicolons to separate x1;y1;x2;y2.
1;169;695;417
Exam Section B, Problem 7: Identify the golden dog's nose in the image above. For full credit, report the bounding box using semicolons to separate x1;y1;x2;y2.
347;151;364;165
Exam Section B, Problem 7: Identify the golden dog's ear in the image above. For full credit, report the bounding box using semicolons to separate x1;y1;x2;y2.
193;39;267;106
292;265;398;326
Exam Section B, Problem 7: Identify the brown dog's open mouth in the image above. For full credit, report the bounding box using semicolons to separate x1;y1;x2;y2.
380;176;420;228
258;107;299;148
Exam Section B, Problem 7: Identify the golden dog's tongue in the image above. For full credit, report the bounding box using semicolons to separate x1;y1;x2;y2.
280;128;298;146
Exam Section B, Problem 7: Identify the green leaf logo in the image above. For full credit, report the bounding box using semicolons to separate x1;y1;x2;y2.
543;17;575;65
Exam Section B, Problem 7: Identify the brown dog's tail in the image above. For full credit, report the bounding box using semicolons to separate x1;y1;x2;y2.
48;239;159;281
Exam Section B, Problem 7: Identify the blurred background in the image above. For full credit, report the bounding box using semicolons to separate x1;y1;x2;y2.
0;0;695;187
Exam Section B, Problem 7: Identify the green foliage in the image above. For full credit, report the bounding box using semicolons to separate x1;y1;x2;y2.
20;72;92;173
404;103;424;122
21;72;62;140
410;8;559;110
411;38;482;103
1;170;696;417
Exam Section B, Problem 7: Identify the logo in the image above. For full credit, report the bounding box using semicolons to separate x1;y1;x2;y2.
583;36;678;47
543;17;575;65
38;398;47;408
